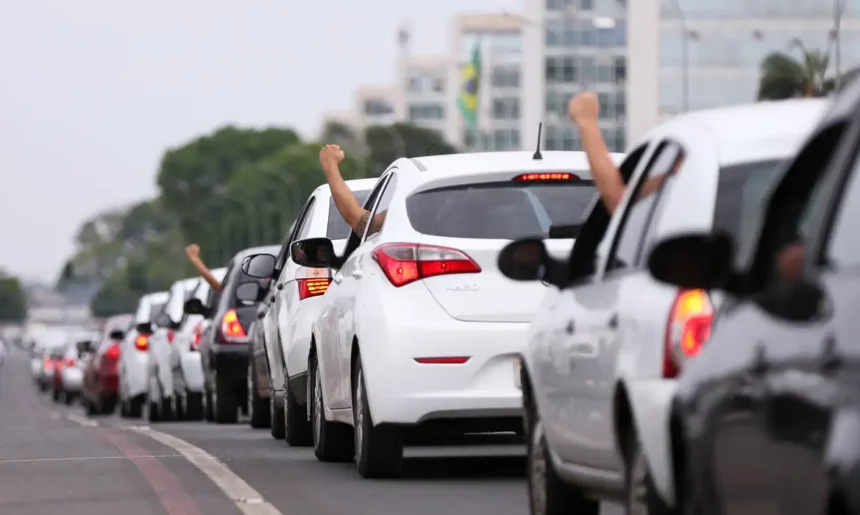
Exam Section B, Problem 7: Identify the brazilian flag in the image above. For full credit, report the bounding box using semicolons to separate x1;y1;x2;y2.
457;44;481;128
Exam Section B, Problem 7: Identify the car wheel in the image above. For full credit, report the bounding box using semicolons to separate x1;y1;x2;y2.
528;418;598;515
174;394;186;421
270;393;286;439
625;432;673;515
248;363;270;429
84;397;98;417
309;355;353;462
353;358;403;478
214;374;238;424
185;391;204;421
160;396;175;421
128;394;145;418
145;393;162;423
64;392;76;406
284;374;312;446
204;387;215;422
99;395;116;415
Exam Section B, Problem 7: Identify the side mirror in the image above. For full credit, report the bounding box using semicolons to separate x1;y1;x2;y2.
108;330;125;341
242;253;276;278
291;238;335;268
498;238;568;287
235;282;261;302
183;298;206;316
135;322;152;334
647;232;734;290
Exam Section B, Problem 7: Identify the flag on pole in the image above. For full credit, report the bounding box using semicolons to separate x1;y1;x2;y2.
457;44;481;128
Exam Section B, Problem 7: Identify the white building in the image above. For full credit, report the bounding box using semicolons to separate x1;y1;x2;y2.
395;55;449;137
522;0;860;151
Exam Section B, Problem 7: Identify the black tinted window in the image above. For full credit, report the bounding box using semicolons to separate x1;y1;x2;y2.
713;160;783;262
327;189;371;239
406;180;595;240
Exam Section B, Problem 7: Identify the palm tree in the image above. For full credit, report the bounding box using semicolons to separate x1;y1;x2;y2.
757;39;831;100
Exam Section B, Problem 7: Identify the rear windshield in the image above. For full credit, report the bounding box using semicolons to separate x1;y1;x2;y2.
327;189;371;239
150;302;166;320
406;179;595;239
712;159;783;261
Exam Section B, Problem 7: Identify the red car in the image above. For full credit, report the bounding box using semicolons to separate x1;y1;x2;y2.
81;314;133;416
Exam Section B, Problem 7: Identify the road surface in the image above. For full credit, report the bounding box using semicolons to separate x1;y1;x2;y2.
0;346;622;514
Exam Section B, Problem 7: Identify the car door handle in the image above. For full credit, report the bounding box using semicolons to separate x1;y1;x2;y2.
333;275;342;284
352;269;363;279
608;313;618;329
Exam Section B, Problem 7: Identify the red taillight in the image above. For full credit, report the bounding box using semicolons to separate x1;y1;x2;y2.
414;356;470;364
64;358;75;367
298;278;331;299
663;289;713;378
43;356;52;367
191;323;203;348
134;334;149;351
372;243;481;287
104;344;120;360
513;172;579;181
220;309;247;343
167;329;175;343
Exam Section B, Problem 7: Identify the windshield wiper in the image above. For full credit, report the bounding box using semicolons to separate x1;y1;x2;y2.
548;223;581;239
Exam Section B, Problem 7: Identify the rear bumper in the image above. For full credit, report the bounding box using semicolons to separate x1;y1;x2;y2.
179;351;205;393
61;368;84;392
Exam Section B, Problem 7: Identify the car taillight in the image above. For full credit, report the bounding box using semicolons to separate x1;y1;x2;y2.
167;329;175;343
372;243;481;287
220;309;247;343
104;344;120;360
664;289;713;379
64;358;75;367
191;323;203;349
135;334;149;351
43;356;52;367
297;266;331;300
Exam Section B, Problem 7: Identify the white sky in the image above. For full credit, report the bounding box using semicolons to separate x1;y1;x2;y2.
0;0;520;282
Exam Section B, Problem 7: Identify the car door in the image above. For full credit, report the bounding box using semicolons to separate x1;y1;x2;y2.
323;173;392;409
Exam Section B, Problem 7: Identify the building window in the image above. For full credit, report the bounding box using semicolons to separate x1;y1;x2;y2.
581;0;593;9
614;57;626;82
408;103;445;120
464;128;477;148
492;98;520;119
407;73;445;95
364;99;393;116
491;67;520;88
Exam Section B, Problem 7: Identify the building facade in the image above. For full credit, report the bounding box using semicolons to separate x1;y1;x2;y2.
395;56;449;137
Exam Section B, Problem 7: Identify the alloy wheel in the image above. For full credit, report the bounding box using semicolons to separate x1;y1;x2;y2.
529;425;548;515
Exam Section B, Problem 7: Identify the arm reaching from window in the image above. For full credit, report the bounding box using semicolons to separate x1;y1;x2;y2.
319;144;386;236
569;92;625;213
185;244;222;292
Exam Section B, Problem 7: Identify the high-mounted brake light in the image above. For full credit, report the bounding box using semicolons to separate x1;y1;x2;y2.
134;334;149;351
372;243;481;287
663;289;713;379
297;267;331;300
220;309;247;343
514;172;580;181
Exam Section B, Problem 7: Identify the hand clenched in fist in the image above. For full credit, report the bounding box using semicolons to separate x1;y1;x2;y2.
319;144;345;169
185;244;200;260
568;91;599;126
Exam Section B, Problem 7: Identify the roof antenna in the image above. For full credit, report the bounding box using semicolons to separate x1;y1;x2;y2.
532;122;543;160
426;146;430;156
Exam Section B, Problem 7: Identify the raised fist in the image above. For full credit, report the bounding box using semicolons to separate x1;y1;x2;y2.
568;91;599;125
320;144;345;168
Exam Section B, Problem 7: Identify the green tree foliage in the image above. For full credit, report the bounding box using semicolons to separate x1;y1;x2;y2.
757;40;835;100
62;122;456;317
0;270;27;323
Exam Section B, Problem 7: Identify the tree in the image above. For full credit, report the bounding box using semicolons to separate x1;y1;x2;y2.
363;123;458;176
320;120;361;154
0;270;27;323
156;126;300;250
758;40;830;100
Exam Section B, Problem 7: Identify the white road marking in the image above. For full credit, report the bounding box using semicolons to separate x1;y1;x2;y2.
126;426;283;515
0;454;183;465
66;413;98;427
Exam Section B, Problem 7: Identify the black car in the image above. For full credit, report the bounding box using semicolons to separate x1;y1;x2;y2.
184;245;279;424
647;78;860;514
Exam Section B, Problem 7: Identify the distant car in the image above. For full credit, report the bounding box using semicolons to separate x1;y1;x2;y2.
52;332;98;404
31;329;70;391
189;245;278;424
82;315;132;416
118;294;167;418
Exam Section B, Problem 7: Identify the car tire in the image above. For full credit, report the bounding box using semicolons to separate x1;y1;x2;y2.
51;387;62;403
128;394;144;418
185;392;204;421
146;395;162;423
248;363;270;429
528;418;598;515
214;374;238;424
267;394;284;442
204;387;215;422
174;394;186;421
309;355;354;462
284;375;312;446
625;432;674;515
64;392;76;406
160;397;175;421
353;358;403;478
99;395;116;415
84;397;98;417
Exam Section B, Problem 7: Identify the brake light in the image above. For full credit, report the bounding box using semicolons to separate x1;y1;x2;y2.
664;289;713;378
43;356;52;367
134;334;149;351
220;309;247;343
64;358;75;367
167;329;175;343
514;172;579;181
297;267;331;300
372;243;481;287
191;323;204;348
104;344;120;360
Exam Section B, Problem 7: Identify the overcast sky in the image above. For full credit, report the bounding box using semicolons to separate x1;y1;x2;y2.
0;0;519;282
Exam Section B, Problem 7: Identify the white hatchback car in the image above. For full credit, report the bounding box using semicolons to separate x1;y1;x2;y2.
248;178;376;443
118;291;168;418
282;150;622;478
501;99;827;515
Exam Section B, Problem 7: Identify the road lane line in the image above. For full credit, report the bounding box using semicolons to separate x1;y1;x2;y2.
126;426;283;515
66;412;98;427
0;454;183;464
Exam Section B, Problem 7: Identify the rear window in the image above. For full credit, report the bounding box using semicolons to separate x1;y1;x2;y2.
406;178;595;239
150;302;166;319
712;159;783;261
327;189;371;239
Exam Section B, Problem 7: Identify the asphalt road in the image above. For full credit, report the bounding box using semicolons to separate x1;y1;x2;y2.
0;347;622;515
